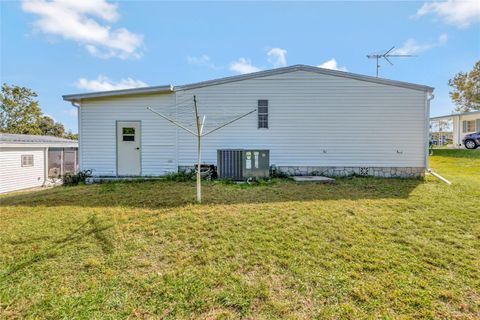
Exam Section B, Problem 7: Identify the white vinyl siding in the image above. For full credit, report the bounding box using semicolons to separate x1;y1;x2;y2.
78;70;429;175
0;147;45;193
175;70;427;168
79;93;177;176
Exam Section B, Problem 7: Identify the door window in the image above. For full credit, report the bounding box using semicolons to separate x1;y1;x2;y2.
122;127;135;141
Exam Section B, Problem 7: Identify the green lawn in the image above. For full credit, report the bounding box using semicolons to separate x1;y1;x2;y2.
1;150;479;319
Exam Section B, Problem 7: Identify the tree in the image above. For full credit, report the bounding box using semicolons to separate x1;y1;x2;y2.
39;115;65;137
0;83;42;134
0;83;77;139
64;131;78;140
448;61;480;112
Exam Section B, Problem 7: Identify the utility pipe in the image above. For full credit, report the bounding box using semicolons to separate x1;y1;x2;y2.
427;169;451;185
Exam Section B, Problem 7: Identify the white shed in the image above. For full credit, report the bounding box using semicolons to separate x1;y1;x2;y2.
430;110;480;148
0;134;78;193
63;65;434;179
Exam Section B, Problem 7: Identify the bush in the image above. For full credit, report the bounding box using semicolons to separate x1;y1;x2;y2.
270;169;291;179
164;165;218;182
163;171;195;182
63;170;92;186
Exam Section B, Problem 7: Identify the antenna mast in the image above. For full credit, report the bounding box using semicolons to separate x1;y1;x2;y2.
367;46;414;77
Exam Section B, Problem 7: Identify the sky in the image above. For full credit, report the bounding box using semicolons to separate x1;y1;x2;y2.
1;0;479;133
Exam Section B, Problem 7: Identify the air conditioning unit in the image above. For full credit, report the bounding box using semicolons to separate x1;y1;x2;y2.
217;149;270;180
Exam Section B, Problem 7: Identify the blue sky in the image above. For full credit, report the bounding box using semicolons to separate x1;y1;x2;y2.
1;0;479;132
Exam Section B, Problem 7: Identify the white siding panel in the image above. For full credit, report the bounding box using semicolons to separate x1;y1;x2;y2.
0;147;45;193
80;94;177;176
79;70;428;175
176;70;427;167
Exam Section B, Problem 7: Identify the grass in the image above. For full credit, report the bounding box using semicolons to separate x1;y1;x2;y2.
1;150;479;319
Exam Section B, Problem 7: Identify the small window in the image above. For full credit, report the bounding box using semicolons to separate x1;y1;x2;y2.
258;100;268;129
21;155;34;167
122;127;135;141
463;120;476;133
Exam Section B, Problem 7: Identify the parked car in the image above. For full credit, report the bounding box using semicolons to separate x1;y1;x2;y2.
462;132;480;149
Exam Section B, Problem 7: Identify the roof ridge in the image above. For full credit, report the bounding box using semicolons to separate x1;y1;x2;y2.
63;64;434;102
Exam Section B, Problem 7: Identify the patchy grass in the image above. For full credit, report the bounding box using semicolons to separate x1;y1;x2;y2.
0;151;479;319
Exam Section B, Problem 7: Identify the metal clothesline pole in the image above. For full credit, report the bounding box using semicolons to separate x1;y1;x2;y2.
193;96;202;203
147;97;256;203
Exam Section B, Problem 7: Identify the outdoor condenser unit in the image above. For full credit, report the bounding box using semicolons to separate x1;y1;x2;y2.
217;149;270;180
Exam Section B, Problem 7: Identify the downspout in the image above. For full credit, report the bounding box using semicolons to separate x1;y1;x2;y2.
425;92;434;169
43;146;49;186
425;93;451;185
71;101;81;171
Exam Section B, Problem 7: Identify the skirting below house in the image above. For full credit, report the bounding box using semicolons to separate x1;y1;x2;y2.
179;165;425;178
277;166;425;178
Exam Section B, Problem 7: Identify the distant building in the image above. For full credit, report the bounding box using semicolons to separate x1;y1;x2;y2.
430;110;480;147
0;134;78;193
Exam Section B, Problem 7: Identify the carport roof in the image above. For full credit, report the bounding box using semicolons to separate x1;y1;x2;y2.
430;110;480;120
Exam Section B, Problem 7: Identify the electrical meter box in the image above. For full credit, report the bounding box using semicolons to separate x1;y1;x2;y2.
242;150;269;178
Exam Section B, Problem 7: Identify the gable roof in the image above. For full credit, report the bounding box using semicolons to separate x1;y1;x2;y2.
0;133;78;147
63;64;434;102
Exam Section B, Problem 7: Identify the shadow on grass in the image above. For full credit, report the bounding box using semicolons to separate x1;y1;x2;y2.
0;215;113;280
0;177;423;209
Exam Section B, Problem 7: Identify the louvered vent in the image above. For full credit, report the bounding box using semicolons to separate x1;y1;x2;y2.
217;149;270;180
217;149;244;180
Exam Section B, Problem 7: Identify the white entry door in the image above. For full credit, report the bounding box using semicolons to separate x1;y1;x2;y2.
117;121;141;176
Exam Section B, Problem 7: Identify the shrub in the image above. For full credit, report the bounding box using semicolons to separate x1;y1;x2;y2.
63;170;92;186
270;169;291;179
163;171;195;182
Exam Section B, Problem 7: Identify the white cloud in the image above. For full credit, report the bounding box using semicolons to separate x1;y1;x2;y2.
416;0;480;28
229;47;287;75
392;33;448;55
187;54;215;68
21;0;143;59
75;75;148;92
318;59;348;72
229;58;261;74
267;48;287;68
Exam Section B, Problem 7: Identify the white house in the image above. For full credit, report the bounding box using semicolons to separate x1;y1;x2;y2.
430;110;480;148
63;65;434;179
0;134;78;193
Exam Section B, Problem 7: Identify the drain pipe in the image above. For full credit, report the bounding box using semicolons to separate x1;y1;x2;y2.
425;93;434;170
427;169;451;185
425;93;450;185
71;101;81;172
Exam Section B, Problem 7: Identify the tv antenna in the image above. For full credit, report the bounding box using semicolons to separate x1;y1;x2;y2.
367;46;414;77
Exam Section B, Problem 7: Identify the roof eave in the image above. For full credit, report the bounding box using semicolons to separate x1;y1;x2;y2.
0;142;78;148
175;65;434;92
62;85;174;102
